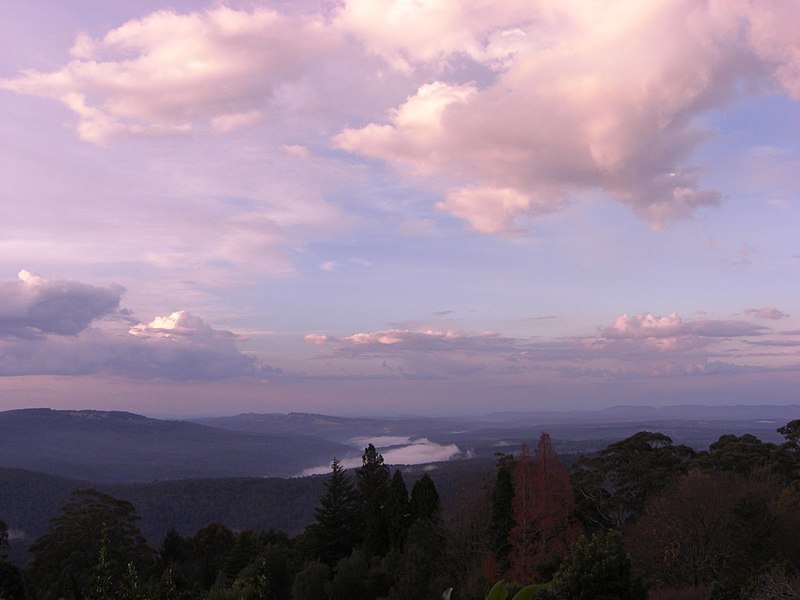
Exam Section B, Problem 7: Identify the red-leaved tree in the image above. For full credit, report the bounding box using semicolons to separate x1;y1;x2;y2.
508;433;580;583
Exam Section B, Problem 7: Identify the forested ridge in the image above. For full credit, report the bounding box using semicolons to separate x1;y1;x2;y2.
0;410;350;482
0;459;498;561
2;421;800;600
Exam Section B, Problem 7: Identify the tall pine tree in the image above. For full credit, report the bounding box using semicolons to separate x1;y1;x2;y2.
390;474;447;600
356;444;391;556
490;453;516;575
313;458;361;565
385;469;411;552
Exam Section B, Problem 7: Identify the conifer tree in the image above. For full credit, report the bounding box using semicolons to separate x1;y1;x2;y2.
314;458;361;565
120;562;146;600
386;469;411;552
84;524;113;600
155;568;178;600
356;444;391;556
410;473;441;522
491;453;516;574
0;520;26;600
390;474;447;600
0;520;8;561
291;561;330;600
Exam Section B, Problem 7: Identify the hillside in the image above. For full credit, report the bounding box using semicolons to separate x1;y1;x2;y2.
3;405;794;482
0;458;496;567
0;409;350;482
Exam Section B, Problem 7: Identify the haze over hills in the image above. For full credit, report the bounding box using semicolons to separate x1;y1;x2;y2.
1;404;796;483
194;404;799;470
0;408;349;482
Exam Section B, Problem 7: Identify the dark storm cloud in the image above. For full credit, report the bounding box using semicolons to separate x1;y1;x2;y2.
0;270;123;337
0;272;262;380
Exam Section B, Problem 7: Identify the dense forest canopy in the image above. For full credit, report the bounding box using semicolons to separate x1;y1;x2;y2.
2;421;800;599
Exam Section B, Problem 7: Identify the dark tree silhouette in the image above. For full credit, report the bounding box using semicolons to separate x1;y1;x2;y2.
390;474;447;600
356;444;391;556
627;471;758;590
0;519;25;600
27;489;153;600
572;431;695;529
410;473;440;522
313;458;361;565
551;530;646;600
490;453;515;574
186;521;236;590
385;469;411;552
0;520;8;561
694;434;776;475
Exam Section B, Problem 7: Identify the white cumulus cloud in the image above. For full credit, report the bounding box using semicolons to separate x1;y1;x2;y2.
1;6;336;143
334;0;800;233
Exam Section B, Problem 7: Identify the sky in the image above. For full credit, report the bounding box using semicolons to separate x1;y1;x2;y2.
0;0;798;417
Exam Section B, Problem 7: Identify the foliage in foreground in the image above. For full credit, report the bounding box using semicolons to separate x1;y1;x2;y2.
2;420;800;600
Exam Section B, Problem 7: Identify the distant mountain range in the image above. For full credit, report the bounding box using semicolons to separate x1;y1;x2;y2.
2;404;796;483
0;408;349;482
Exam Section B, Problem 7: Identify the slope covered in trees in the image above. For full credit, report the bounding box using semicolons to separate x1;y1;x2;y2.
2;420;800;599
0;409;349;481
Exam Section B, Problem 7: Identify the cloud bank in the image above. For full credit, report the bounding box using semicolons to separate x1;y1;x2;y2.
0;271;258;379
307;309;795;380
0;268;795;412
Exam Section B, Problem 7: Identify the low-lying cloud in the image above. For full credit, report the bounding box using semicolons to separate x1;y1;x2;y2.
603;313;765;340
306;308;795;380
300;435;464;476
309;328;515;355
0;271;260;380
745;307;790;320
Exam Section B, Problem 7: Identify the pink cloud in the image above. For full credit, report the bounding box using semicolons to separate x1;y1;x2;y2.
304;333;330;345
311;328;515;355
280;144;311;160
4;0;797;238
334;0;800;233
304;311;789;381
1;6;336;143
128;310;235;342
334;81;479;174
335;1;535;73
745;307;789;320
603;313;765;340
604;313;684;339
